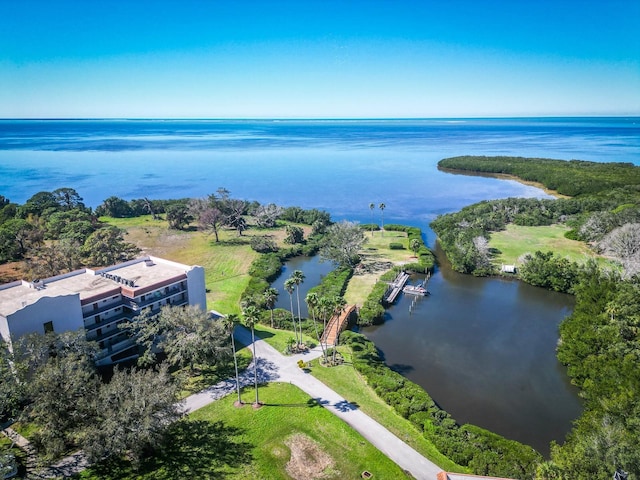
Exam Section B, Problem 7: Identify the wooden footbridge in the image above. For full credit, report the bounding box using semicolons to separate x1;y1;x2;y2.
321;304;357;346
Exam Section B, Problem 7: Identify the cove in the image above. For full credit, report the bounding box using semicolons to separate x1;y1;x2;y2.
276;248;582;457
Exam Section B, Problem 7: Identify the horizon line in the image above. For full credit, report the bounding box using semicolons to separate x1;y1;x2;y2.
1;115;639;121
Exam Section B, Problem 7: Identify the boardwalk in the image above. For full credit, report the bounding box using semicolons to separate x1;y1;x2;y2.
321;304;357;345
384;271;410;303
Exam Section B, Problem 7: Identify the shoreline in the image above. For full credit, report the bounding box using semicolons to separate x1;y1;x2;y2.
437;167;569;199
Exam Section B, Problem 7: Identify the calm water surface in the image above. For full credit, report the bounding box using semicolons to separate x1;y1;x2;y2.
362;246;581;455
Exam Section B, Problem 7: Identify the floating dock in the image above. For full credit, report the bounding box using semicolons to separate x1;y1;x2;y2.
384;271;410;303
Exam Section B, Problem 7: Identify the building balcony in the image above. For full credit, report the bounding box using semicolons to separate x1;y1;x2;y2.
127;287;188;311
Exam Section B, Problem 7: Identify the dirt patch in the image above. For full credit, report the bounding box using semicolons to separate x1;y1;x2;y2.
284;433;336;480
0;261;25;283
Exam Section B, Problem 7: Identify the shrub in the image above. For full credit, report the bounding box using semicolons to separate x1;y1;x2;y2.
389;242;404;250
250;235;278;253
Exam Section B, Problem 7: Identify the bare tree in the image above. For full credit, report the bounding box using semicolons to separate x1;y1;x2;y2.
190;197;224;242
253;203;283;228
472;235;492;269
600;223;640;278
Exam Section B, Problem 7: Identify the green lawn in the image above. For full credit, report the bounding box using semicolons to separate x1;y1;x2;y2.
102;215;258;314
345;231;415;306
310;347;466;474
489;224;608;267
254;324;318;354
77;383;411;480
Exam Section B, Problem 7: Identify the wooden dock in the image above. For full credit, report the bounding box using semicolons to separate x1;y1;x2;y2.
321;304;357;346
384;271;410;304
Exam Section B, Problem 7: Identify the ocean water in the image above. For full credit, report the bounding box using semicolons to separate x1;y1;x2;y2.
1;118;638;232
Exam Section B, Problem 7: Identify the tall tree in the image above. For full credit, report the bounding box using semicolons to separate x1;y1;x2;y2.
263;287;279;328
165;203;193;230
410;238;421;257
143;197;158;219
291;270;305;348
19;191;58;218
121;305;230;372
243;305;261;407
26;238;84;278
253;203;283;228
52;187;85;211
190;196;224;242
221;314;243;406
369;202;375;235
25;347;100;458
82;363;181;468
284;278;299;345
379;203;386;236
222;198;248;236
96;196;133;218
0;339;25;421
83;226;139;266
305;292;327;362
319;220;366;267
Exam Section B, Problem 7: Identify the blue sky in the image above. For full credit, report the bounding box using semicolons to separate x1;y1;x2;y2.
1;0;638;118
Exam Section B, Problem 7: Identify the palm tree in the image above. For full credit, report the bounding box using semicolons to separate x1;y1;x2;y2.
284;278;299;346
379;203;386;236
369;202;375;236
291;270;305;348
221;313;242;406
318;295;332;336
243;305;261;407
410;238;421;257
305;291;327;362
263;287;278;328
331;296;347;364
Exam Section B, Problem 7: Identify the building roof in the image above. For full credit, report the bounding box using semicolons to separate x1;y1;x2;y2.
0;256;196;317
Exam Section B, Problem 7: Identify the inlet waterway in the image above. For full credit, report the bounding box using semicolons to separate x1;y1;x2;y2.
274;248;582;456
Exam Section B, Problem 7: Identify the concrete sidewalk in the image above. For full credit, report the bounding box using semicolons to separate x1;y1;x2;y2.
205;326;444;480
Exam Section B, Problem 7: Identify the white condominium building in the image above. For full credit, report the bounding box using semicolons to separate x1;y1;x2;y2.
0;256;206;366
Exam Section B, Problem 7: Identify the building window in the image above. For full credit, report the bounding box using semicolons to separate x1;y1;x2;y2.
43;321;54;334
93;303;98;311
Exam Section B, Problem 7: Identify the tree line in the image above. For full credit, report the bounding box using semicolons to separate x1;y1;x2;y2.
439;155;640;197
0;189;140;279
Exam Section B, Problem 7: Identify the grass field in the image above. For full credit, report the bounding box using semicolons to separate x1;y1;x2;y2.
345;230;415;306
78;382;412;480
489;223;606;267
310;347;466;474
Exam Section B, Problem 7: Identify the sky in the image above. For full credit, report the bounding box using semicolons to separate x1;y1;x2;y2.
1;0;639;118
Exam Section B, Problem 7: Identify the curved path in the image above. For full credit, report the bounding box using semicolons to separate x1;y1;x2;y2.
187;326;442;480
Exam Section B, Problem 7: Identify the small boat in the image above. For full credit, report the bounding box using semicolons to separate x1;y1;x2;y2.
402;284;428;296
